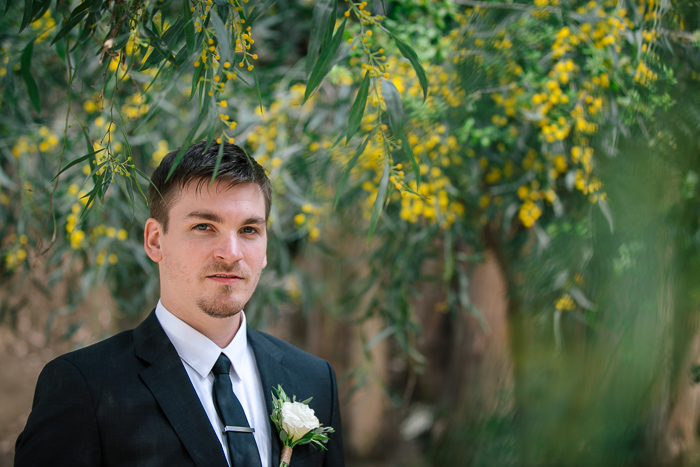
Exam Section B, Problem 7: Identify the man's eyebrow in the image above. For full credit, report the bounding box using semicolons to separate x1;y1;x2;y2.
185;211;225;223
185;212;266;226
243;216;266;226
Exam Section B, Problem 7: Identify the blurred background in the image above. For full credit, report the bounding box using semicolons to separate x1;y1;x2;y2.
1;0;700;465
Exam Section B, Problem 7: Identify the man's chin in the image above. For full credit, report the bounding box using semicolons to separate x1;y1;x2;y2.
196;297;244;319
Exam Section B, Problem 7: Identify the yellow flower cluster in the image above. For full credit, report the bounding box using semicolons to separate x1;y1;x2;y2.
64;184;129;258
87;126;135;184
0;54;8;79
191;0;256;139
554;273;585;312
108;56;130;80
12;127;60;158
246;82;341;240
248;83;316;170
345;1;388;80
3;234;29;271
121;92;149;120
83;93;104;114
151;140;169;167
344;59;466;229
458;3;639;229
633;60;658;86
30;10;56;43
519;199;543;228
294;203;324;242
554;293;575;311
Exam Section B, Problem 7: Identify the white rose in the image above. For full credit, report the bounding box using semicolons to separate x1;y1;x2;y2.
280;401;320;443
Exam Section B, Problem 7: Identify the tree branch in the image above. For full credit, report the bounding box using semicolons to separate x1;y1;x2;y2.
450;0;529;10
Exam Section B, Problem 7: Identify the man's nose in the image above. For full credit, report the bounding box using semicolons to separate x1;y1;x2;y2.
214;233;243;261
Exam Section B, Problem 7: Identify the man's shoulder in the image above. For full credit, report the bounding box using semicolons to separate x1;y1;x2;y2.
51;327;138;371
248;327;330;371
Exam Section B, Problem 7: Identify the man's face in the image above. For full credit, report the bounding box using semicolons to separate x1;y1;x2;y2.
144;181;268;323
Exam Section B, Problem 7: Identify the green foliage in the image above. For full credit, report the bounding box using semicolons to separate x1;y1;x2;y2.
1;0;700;463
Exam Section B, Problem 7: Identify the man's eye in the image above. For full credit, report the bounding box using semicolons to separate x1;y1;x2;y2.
193;224;210;231
241;226;258;234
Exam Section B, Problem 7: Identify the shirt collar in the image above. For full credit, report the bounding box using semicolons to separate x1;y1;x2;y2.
155;300;249;381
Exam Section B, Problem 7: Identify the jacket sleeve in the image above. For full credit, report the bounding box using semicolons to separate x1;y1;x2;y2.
323;361;345;467
15;357;102;466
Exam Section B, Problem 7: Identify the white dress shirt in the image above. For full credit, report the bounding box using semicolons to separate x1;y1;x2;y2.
155;301;271;467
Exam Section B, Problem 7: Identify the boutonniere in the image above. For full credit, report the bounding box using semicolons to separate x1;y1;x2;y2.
270;384;334;467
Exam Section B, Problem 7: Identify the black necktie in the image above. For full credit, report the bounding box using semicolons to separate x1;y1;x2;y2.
212;353;262;467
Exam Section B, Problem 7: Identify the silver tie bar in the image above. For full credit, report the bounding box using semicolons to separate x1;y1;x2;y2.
224;426;255;433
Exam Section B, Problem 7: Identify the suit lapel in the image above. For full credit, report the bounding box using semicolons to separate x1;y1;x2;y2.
247;327;291;467
134;312;228;467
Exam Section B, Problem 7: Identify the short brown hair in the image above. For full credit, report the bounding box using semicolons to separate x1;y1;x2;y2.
148;142;271;231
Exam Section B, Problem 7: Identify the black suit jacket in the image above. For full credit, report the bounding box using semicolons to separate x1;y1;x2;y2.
15;311;344;467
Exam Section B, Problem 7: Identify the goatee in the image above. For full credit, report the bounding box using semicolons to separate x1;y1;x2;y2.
196;286;244;318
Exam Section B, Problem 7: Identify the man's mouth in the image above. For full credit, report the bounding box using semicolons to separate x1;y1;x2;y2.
206;273;245;283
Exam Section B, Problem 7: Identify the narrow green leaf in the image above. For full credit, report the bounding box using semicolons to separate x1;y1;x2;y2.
4;57;15;112
183;0;195;55
31;0;51;25
130;169;148;203
210;138;225;184
246;0;276;25
210;11;231;65
107;31;131;53
80;184;101;218
367;158;390;245
333;131;372;209
166;108;209;181
364;326;396;352
306;0;335;77
598;199;614;233
381;77;404;129
173;44;189;67
86;159;109;179
125;173;135;213
117;127;137;218
134;166;160;203
382;78;419;183
160;17;184;48
52;149;105;180
443;228;454;282
303;17;347;104
323;0;338;44
5;0;14;14
21;41;40;113
201;74;212;112
216;3;229;25
55;36;66;63
75;12;99;46
141;24;176;69
400;132;420;187
190;61;204;100
202;113;217;150
345;71;370;143
252;69;264;115
20;0;33;32
388;32;428;102
51;0;96;44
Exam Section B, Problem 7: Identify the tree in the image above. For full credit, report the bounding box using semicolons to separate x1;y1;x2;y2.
2;0;700;463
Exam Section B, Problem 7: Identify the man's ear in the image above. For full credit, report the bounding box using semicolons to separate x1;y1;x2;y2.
144;218;164;262
262;253;267;270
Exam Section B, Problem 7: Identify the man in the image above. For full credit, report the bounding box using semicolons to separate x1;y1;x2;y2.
15;142;344;467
